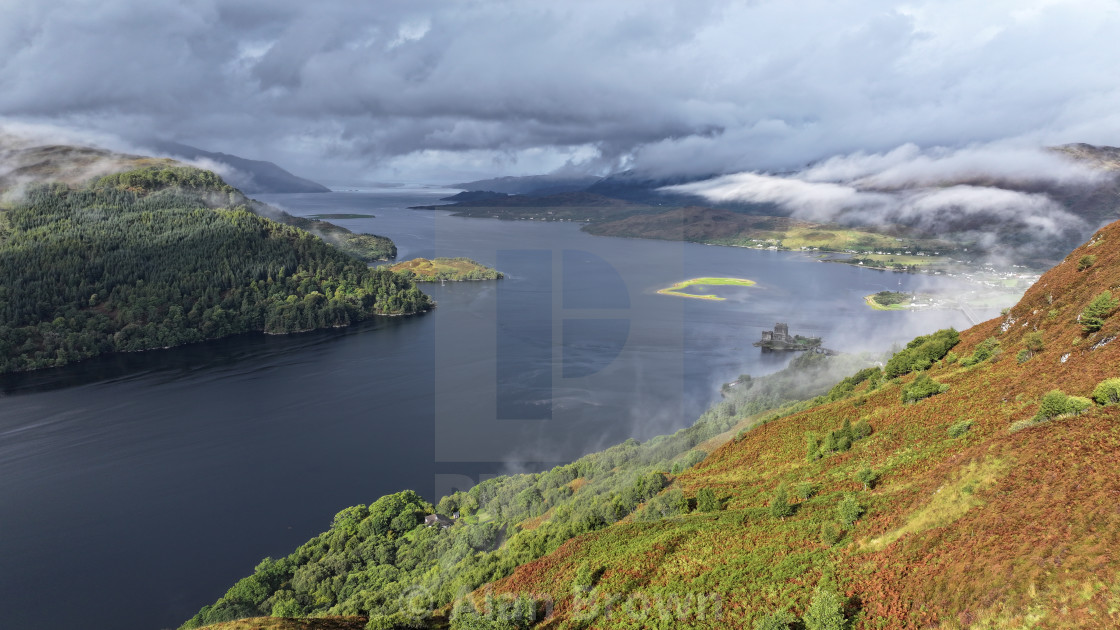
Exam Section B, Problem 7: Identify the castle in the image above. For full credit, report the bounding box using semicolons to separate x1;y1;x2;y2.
755;322;822;351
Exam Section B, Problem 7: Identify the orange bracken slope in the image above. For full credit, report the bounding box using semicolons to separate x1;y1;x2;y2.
483;221;1120;629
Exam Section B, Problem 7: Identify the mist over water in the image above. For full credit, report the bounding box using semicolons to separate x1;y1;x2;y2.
0;190;1003;630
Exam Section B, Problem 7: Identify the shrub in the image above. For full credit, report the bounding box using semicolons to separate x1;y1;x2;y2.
947;420;973;438
901;372;948;403
884;328;960;378
769;483;794;519
1081;291;1119;334
796;482;818;501
852;418;872;440
855;467;878;490
697;487;720;512
1016;349;1032;364
960;337;1000;367
1036;390;1093;420
753;609;797;630
1093;378;1120;405
836;494;863;527
825;366;882;401
819;522;842;546
1078;254;1097;271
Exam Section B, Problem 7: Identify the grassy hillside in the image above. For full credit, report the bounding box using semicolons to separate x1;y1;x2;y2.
0;165;429;373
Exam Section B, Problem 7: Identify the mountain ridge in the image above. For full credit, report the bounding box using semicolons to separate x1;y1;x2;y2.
147;141;331;194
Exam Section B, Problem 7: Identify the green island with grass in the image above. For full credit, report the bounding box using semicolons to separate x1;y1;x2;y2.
865;290;913;311
657;277;756;300
388;257;503;282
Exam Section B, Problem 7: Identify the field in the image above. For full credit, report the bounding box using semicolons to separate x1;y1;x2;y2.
656;277;757;300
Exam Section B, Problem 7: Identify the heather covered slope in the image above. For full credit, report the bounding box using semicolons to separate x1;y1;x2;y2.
483;222;1120;628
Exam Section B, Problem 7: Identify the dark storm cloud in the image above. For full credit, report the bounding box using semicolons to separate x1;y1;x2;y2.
2;0;1120;182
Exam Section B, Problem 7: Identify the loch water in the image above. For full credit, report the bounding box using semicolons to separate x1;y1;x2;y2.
0;189;999;630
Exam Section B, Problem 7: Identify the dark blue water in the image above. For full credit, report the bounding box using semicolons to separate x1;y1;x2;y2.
0;189;996;630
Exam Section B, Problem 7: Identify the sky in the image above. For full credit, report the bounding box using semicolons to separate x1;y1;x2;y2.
2;0;1120;185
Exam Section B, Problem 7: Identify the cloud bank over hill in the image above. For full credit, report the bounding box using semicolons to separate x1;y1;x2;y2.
664;143;1107;264
2;1;1120;182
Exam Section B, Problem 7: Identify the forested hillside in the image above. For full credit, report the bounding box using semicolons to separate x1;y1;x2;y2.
188;214;1120;629
0;166;430;373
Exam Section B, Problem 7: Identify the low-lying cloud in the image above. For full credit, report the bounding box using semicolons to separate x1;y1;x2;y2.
664;143;1102;262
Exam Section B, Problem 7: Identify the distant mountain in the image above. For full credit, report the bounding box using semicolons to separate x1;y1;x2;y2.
585;169;720;205
146;141;330;194
438;190;509;203
449;174;602;195
419;190;636;209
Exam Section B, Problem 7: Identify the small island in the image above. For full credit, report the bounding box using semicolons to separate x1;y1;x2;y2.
657;277;756;300
388;257;503;282
865;290;913;311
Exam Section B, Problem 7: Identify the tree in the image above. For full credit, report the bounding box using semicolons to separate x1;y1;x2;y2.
270;596;302;618
803;587;846;630
836;494;863;527
697;487;720;512
769;483;794;519
854;467;878;490
1081;290;1119;333
821;431;836;454
806;433;821;461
